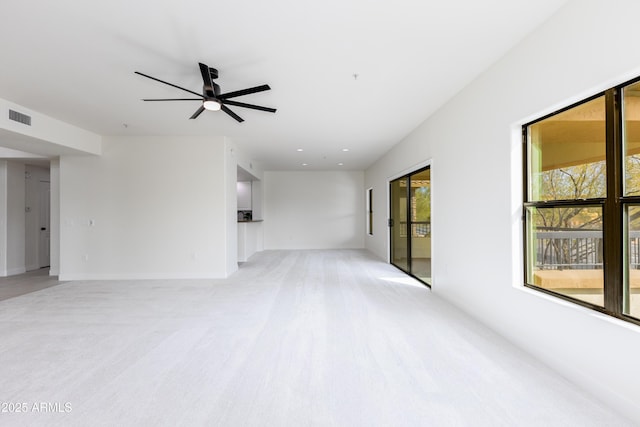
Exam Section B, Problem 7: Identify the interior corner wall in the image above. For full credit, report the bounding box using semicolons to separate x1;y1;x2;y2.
0;161;7;275
224;138;238;277
49;159;60;276
24;165;39;271
263;171;365;250
364;0;640;422
6;161;25;276
59;136;228;280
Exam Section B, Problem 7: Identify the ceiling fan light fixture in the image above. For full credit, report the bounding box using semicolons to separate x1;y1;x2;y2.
203;99;221;111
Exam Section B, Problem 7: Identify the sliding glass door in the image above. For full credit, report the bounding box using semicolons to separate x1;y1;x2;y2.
390;167;431;285
390;177;409;272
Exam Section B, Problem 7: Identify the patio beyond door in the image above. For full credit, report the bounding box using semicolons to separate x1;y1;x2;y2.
390;167;431;285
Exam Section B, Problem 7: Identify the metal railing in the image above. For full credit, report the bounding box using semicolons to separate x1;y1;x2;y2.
399;221;430;238
536;230;640;270
535;230;602;270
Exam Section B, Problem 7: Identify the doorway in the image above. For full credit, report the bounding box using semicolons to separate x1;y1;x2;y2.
389;166;431;285
25;164;51;271
38;180;51;268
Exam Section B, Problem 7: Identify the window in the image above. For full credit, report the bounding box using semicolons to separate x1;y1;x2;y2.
367;188;373;235
524;78;640;324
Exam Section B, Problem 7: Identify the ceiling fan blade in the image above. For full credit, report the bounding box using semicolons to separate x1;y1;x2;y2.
223;100;277;113
142;98;202;101
135;71;204;98
198;63;215;97
221;105;244;122
189;105;206;120
218;84;271;100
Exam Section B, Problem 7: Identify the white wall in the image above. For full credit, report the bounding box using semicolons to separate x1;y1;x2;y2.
264;171;365;249
224;139;238;276
365;0;640;422
251;180;263;221
24;165;38;271
237;182;252;210
235;147;263;182
4;161;25;276
59;136;230;280
50;159;60;276
0;161;7;274
235;145;264;220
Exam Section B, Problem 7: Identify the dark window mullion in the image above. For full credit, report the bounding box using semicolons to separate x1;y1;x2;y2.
522;127;529;287
620;196;640;204
524;199;606;209
406;174;412;273
604;88;623;314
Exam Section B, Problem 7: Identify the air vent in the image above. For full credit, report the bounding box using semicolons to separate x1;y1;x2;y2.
9;109;31;126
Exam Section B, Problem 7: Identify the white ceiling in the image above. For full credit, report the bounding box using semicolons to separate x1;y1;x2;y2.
0;0;568;171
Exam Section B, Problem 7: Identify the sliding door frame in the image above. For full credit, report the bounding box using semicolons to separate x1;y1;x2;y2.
387;161;431;287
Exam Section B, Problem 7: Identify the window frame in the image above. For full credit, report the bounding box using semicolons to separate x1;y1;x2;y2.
522;78;640;326
367;188;373;236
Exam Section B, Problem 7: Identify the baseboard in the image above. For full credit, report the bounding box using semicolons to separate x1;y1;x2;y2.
6;267;26;276
58;272;227;281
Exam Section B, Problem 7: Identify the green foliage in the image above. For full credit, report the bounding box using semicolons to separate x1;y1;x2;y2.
533;156;640;229
413;186;430;222
534;161;605;230
626;155;640;196
537;161;605;201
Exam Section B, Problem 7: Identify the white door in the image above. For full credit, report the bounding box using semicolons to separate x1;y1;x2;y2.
38;180;51;268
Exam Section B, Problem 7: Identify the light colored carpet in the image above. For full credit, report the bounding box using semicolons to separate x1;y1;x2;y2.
0;249;632;426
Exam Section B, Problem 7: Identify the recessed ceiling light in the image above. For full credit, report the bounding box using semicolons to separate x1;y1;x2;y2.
296;148;304;152
338;163;344;166
302;163;308;166
342;148;349;152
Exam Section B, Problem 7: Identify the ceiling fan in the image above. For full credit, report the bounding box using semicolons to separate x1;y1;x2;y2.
134;63;276;122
